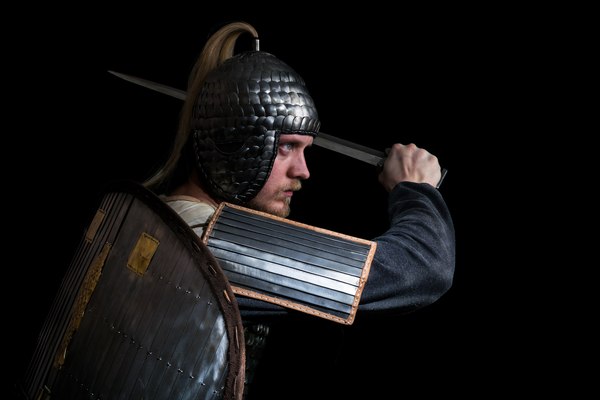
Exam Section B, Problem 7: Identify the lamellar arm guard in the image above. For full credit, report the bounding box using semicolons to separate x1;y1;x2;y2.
202;203;377;325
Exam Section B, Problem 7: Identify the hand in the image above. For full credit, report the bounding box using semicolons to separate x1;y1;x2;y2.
378;143;443;192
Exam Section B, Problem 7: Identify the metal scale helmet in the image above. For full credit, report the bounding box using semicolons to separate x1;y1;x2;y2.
190;45;320;204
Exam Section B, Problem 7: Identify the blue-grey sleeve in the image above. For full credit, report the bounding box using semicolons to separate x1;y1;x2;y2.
359;181;455;314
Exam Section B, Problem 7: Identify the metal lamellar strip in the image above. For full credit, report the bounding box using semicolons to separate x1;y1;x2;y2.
202;203;377;325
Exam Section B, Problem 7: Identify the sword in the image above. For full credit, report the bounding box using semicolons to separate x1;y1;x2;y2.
108;70;447;188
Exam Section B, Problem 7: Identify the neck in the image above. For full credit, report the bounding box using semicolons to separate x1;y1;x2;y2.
169;170;220;209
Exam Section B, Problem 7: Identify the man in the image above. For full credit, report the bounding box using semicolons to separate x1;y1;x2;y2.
20;19;456;400
143;21;456;398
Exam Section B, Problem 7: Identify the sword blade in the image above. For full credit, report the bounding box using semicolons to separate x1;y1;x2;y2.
108;70;187;100
108;70;446;187
313;133;385;167
107;70;383;164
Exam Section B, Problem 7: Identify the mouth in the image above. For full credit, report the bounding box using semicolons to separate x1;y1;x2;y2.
283;183;302;198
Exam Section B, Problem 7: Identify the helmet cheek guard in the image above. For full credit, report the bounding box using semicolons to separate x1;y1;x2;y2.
191;51;320;205
193;126;278;204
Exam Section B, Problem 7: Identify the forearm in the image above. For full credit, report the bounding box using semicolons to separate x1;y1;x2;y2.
358;182;455;314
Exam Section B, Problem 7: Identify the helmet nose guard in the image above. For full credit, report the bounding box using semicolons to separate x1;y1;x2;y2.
191;51;320;204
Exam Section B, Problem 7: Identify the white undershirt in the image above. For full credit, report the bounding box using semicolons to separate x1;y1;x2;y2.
160;194;216;237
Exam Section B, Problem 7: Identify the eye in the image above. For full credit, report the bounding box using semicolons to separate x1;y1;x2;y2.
279;142;295;154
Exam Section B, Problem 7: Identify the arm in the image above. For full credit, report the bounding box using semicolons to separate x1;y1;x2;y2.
237;182;455;320
238;143;455;320
359;142;455;314
359;181;455;314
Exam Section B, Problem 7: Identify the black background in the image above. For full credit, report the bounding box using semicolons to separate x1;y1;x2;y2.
6;6;528;399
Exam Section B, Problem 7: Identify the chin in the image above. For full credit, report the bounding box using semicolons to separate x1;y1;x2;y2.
248;196;291;218
267;200;292;218
276;208;291;218
266;204;290;218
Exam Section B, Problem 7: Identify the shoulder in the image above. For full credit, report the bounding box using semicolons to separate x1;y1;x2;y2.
160;194;216;235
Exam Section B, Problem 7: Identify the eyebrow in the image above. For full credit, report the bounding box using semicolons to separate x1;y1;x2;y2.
279;136;313;143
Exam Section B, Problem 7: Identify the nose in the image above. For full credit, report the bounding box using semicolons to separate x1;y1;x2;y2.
291;152;310;180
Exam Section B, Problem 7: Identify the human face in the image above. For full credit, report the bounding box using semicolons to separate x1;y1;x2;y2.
247;134;313;218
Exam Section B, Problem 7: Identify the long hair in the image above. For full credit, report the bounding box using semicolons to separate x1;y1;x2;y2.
143;21;259;192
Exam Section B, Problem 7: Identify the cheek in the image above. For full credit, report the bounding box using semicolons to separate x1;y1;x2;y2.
262;160;284;190
268;157;286;178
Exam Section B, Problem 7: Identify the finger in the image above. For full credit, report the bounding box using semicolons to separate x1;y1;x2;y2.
376;147;392;169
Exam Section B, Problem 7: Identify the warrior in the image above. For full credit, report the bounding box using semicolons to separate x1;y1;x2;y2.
143;21;455;398
20;20;455;400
